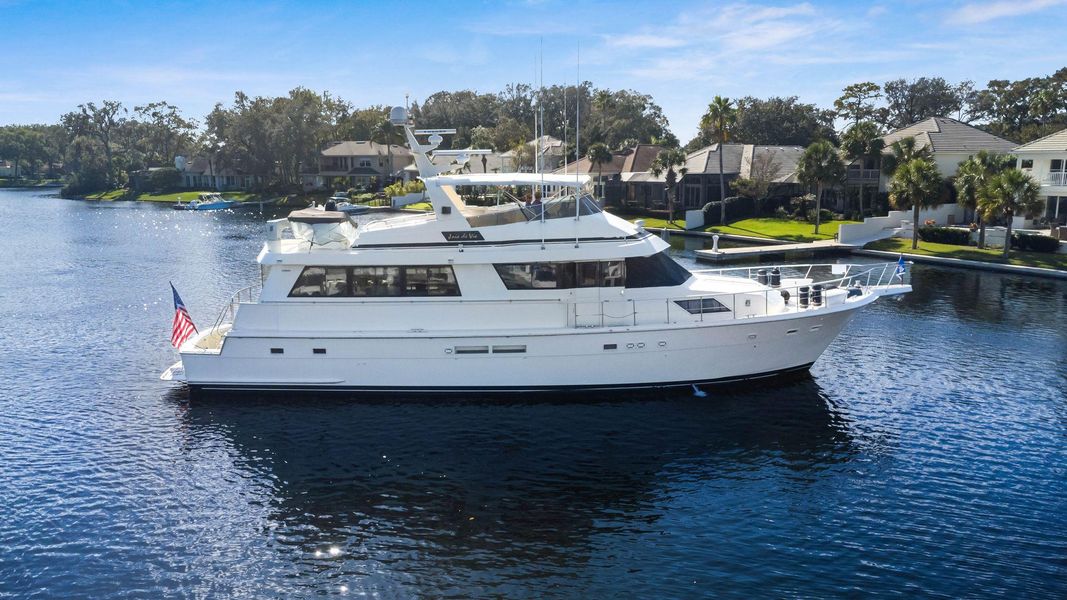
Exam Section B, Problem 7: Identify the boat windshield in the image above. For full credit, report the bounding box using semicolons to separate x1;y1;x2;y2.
465;193;601;228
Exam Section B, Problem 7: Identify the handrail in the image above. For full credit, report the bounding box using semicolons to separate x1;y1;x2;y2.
210;284;261;332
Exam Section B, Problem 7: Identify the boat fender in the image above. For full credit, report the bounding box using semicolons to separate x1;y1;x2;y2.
811;284;823;306
757;269;768;286
799;286;810;308
770;267;781;288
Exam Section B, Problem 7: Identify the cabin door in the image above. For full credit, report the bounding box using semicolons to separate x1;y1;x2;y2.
573;262;603;328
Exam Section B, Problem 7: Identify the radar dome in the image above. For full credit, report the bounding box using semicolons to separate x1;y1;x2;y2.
389;106;407;125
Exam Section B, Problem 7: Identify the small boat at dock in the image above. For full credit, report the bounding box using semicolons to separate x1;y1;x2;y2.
173;193;238;211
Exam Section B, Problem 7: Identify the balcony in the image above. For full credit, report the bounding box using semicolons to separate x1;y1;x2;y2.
1041;172;1067;186
847;168;880;181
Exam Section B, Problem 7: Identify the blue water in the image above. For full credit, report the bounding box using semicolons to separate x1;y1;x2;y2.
1;189;1065;598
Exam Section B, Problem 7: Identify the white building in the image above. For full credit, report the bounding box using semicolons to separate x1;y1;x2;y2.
846;117;1017;198
1013;128;1067;225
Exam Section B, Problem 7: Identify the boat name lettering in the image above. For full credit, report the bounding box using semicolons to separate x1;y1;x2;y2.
442;231;484;242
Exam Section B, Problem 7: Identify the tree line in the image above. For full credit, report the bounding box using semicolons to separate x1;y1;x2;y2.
0;67;1062;196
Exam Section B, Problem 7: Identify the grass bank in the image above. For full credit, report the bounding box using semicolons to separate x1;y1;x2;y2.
84;189;265;203
706;218;858;242
623;215;859;242
866;237;1067;271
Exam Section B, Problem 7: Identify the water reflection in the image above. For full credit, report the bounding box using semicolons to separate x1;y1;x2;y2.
167;379;853;587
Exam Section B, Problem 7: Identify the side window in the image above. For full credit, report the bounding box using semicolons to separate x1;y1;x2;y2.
576;262;600;288
532;263;575;289
675;298;730;314
289;267;348;297
1051;159;1064;172
352;267;402;297
404;266;460;296
1020;159;1034;169
601;260;625;287
625;252;692;288
495;264;534;289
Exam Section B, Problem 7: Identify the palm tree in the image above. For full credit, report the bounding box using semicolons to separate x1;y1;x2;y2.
888;158;942;250
881;136;931;178
700;96;738;224
841;121;884;216
373;119;400;186
649;148;689;225
796;140;846;234
978;168;1042;258
586;142;612;200
954;151;1014;248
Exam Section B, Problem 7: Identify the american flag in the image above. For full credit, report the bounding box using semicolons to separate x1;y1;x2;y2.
170;283;198;349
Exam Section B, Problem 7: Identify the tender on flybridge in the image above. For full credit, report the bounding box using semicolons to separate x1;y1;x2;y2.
163;111;912;394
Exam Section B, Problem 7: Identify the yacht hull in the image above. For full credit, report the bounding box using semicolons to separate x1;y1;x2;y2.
179;301;862;394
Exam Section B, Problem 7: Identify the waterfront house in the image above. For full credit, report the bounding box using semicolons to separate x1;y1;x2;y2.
1013;128;1067;225
555;144;664;207
179;157;265;190
557;143;803;213
0;159;23;178
678;144;804;211
845;117;1017;207
501;135;566;173
301;141;413;191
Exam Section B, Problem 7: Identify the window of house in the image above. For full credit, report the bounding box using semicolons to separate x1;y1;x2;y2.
289;267;349;297
1020;159;1034;169
359;158;372;168
1051;159;1064;172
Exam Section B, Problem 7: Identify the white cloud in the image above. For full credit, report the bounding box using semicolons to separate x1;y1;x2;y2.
948;0;1067;25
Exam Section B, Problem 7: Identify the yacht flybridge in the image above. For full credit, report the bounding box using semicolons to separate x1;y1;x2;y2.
162;112;912;394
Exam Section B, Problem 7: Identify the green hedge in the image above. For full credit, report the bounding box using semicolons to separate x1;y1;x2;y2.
1012;233;1061;253
918;226;972;245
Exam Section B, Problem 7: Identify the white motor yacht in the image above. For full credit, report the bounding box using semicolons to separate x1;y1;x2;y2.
162;115;911;394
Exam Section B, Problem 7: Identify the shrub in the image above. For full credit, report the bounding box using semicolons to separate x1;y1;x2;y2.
789;194;814;219
918;226;971;245
1011;233;1060;253
148;167;181;191
804;208;834;224
774;206;789;219
384;179;426;198
702;196;754;226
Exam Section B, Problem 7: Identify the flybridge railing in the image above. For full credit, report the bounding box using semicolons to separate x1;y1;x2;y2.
210;285;260;332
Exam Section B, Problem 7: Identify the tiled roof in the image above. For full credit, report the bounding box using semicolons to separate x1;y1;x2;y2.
1013;128;1067;152
881;117;1016;154
684;143;746;174
322;141;412;157
747;146;805;183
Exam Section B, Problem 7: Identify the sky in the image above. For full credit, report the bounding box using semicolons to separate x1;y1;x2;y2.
1;0;1065;141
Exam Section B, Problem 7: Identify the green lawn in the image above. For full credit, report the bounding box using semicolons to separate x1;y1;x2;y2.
706;218;859;242
401;201;432;211
867;237;1067;271
625;216;686;230
624;216;858;242
84;189;262;202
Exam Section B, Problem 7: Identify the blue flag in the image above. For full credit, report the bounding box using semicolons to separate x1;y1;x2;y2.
895;255;906;281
